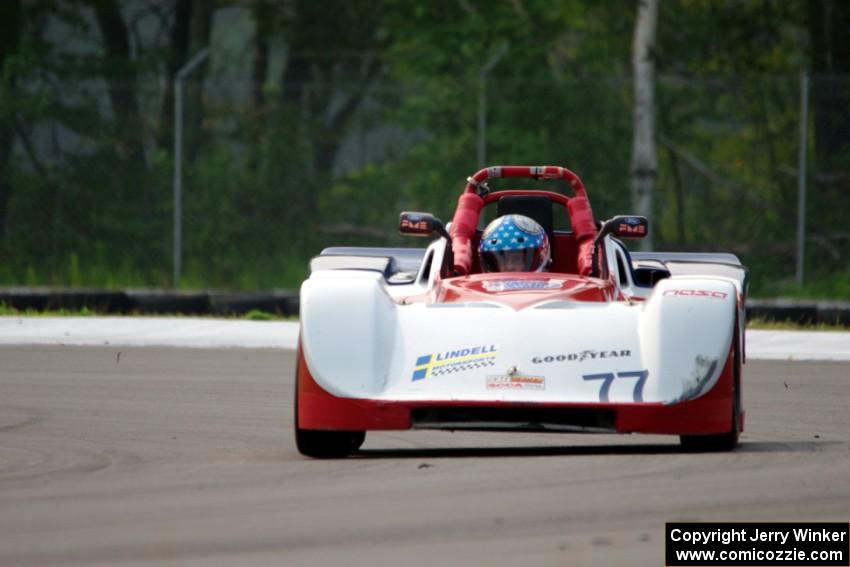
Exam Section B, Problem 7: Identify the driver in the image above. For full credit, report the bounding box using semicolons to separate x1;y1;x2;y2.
479;214;551;272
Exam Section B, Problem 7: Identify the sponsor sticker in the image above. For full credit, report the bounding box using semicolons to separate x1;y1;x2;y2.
532;349;631;364
663;289;728;299
617;223;646;235
411;344;498;381
400;217;429;233
486;374;545;391
482;279;562;292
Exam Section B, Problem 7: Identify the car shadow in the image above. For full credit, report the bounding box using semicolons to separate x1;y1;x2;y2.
353;443;682;459
352;439;838;459
735;440;839;453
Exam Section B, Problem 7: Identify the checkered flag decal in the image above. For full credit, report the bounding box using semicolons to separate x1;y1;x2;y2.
432;358;496;376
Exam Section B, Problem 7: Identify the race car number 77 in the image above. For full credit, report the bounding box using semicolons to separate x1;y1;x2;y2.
582;370;648;402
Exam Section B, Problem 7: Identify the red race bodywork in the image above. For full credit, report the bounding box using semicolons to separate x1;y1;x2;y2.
297;340;740;435
296;164;745;442
435;272;615;308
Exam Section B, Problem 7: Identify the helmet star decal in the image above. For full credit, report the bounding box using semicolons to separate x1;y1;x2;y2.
479;214;550;272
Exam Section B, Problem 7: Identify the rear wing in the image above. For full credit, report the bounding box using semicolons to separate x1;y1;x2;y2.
630;252;749;295
310;246;428;285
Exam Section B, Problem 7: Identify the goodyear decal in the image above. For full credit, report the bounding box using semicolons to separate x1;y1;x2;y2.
412;344;497;381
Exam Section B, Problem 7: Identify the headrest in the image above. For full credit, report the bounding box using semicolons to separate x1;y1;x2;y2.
496;195;555;244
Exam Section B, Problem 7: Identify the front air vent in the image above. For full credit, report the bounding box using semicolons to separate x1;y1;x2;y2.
411;406;616;432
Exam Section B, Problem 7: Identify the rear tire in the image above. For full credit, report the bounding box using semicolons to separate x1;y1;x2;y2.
680;324;741;453
294;347;365;459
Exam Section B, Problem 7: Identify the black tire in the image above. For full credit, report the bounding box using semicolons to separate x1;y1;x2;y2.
293;348;365;459
295;428;365;459
680;325;741;453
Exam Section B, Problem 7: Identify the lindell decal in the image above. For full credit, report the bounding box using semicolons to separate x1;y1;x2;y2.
412;345;497;381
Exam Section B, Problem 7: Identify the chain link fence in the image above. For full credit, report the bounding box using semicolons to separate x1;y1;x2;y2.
1;72;848;296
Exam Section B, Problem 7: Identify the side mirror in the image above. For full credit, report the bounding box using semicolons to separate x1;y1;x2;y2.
591;215;648;278
611;216;648;238
399;211;450;240
596;215;648;243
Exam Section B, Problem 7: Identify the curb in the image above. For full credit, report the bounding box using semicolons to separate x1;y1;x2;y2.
0;288;300;317
1;288;847;325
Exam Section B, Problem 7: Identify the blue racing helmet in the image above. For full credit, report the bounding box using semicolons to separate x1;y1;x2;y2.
479;214;551;272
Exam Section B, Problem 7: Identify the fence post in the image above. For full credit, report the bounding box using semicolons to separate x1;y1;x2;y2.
796;71;809;286
477;43;508;169
173;47;210;288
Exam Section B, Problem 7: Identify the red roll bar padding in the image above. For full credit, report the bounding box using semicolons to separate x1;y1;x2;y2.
449;192;484;275
464;165;588;198
568;194;597;276
566;194;595;238
452;166;598;276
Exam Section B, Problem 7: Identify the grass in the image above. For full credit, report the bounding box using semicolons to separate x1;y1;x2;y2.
750;268;850;301
0;303;293;321
0;303;96;317
746;317;850;332
244;309;277;321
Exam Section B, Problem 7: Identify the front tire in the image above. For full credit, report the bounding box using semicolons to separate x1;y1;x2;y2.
679;393;739;452
294;346;365;458
680;325;741;452
295;428;365;459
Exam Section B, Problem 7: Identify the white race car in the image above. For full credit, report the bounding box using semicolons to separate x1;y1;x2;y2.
295;165;747;458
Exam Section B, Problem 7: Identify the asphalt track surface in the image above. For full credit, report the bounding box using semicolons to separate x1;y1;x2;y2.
1;346;848;566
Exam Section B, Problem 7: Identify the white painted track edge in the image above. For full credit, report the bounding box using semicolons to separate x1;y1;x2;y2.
1;317;849;360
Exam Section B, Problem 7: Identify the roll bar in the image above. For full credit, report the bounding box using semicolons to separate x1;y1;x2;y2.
448;166;597;276
463;165;589;199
